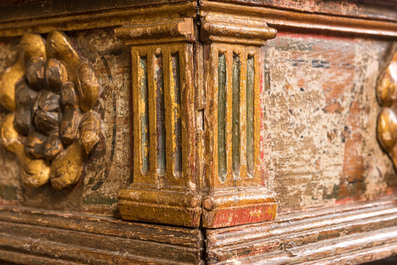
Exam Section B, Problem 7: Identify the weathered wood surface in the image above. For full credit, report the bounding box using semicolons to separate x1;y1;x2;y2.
206;198;397;264
1;1;397;38
0;2;396;221
262;32;397;213
207;0;397;22
200;1;397;38
0;0;395;23
0;28;131;216
0;0;194;22
0;205;203;264
0;2;199;37
0;0;396;264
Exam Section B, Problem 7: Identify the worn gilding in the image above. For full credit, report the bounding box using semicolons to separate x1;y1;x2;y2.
200;5;278;227
0;31;102;190
117;5;278;228
116;15;201;227
377;52;397;170
0;114;50;187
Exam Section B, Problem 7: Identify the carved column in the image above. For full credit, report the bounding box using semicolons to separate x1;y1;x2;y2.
115;6;201;227
116;3;278;228
199;4;278;228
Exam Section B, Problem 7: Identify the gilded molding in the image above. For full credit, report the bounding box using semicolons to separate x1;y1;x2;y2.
0;1;395;38
0;3;198;37
115;18;195;45
0;31;102;190
201;21;277;46
200;5;277;46
200;1;397;39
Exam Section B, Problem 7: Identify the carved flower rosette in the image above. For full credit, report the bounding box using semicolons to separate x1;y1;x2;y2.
0;31;102;190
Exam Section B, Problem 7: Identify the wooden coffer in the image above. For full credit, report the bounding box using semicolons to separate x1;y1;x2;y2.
0;0;397;264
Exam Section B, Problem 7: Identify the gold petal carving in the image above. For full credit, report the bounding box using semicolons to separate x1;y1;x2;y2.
1;114;50;187
50;142;86;190
80;110;101;154
0;34;46;111
76;62;100;113
46;31;81;80
0;31;102;190
377;52;397;170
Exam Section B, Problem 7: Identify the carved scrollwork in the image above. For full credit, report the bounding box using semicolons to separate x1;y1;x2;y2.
377;52;397;169
0;31;102;190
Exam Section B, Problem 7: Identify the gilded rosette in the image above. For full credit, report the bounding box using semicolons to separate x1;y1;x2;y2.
0;31;102;190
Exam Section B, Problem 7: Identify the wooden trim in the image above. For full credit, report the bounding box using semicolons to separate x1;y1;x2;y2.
0;0;194;23
204;0;397;23
200;1;397;38
0;2;197;37
0;1;395;38
116;16;202;227
0;1;396;38
0;205;203;264
206;198;397;264
115;18;195;45
2;199;397;264
200;20;277;45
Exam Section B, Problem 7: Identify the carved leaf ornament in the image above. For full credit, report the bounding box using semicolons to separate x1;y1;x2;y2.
0;31;101;190
377;52;397;169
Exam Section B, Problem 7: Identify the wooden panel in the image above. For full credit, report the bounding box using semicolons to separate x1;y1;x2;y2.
261;32;397;212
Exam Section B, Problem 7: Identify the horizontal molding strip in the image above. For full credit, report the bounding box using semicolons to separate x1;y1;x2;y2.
201;1;397;38
0;1;395;37
0;2;198;37
0;205;203;264
206;197;397;264
302;243;397;265
235;227;397;265
206;0;397;23
0;205;202;248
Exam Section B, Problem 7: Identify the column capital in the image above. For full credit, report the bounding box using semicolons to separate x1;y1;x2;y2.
200;4;277;46
115;18;196;45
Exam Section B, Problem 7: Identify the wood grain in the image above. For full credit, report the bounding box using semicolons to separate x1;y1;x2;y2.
0;205;203;264
206;198;397;264
206;0;397;22
201;1;397;38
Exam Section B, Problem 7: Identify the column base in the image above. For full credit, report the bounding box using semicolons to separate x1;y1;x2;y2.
118;187;202;227
201;187;277;228
119;186;276;228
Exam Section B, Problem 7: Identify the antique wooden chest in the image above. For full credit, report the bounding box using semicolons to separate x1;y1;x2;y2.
0;0;397;264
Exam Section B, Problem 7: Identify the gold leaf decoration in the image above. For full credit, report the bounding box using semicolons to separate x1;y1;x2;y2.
0;31;102;190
